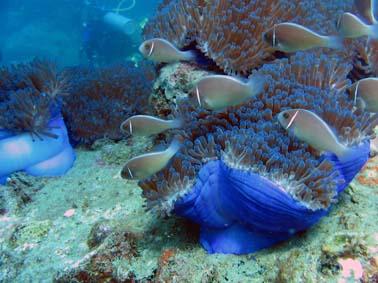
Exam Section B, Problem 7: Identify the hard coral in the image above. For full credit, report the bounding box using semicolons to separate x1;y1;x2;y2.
63;61;155;145
139;52;375;254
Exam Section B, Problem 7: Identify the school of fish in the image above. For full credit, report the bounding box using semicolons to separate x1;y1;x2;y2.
121;0;378;181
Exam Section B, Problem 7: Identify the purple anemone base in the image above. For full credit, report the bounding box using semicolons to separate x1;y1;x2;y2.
0;117;76;185
173;141;370;254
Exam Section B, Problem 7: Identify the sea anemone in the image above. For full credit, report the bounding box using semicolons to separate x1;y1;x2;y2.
350;39;378;81
0;58;68;137
138;52;375;254
62;61;156;146
0;59;75;184
143;0;354;75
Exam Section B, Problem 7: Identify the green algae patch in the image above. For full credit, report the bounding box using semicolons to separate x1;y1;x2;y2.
11;220;52;247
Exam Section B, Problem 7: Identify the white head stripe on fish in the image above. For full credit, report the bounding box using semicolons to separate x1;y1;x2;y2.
273;24;277;47
148;41;155;57
196;86;202;107
286;110;299;129
127;166;133;179
354;81;360;106
129;121;133;135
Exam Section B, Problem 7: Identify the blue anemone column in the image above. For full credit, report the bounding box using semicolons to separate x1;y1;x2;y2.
173;141;370;254
0;117;75;184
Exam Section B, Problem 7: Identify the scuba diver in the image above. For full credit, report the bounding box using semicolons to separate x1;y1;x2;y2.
80;0;138;66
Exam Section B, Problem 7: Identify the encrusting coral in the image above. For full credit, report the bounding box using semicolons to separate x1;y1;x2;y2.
63;61;156;146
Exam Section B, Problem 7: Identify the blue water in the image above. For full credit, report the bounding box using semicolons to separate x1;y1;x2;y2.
0;0;159;66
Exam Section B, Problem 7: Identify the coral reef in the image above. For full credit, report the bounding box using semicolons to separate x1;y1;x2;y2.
144;0;354;75
0;59;75;183
139;52;376;254
150;62;210;116
62;61;156;146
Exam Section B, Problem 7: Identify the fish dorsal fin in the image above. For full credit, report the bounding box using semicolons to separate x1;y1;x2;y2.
148;41;155;57
286;110;299;130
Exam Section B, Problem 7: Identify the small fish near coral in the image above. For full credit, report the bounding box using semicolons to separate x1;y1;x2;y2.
263;23;343;52
121;139;181;180
139;38;196;63
278;109;358;161
349;77;378;112
189;75;265;111
336;12;378;39
120;115;182;137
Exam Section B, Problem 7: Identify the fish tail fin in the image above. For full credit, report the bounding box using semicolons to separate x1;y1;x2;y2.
335;144;360;163
167;139;181;157
181;50;197;62
368;23;378;39
324;35;344;49
170;118;183;129
247;74;266;97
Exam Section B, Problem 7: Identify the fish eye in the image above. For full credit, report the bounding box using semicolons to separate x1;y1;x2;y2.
144;43;151;50
283;112;290;119
262;32;271;44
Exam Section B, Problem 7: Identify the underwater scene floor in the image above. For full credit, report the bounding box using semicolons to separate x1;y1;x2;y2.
0;133;377;283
